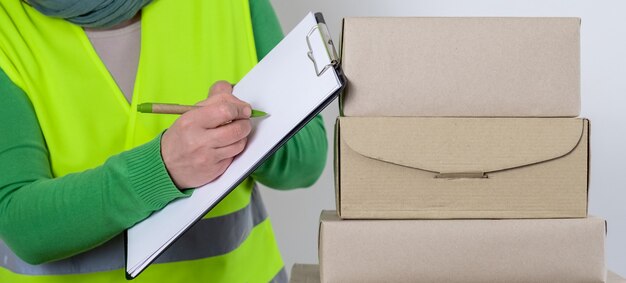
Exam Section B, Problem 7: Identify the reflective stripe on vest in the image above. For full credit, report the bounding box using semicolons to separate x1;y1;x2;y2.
0;187;286;282
0;186;267;275
0;0;284;281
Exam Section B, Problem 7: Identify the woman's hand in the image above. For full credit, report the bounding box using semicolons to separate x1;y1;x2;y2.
161;81;252;189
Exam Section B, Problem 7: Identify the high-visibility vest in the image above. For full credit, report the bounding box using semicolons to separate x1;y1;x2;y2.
0;0;285;282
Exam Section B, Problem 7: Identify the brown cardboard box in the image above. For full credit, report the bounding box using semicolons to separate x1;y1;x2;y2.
318;211;606;283
340;17;580;117
290;264;625;283
290;264;321;283
335;117;589;219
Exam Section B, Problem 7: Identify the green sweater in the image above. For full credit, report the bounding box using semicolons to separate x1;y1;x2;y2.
0;0;327;265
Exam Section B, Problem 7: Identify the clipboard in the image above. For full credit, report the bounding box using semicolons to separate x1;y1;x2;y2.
124;12;345;279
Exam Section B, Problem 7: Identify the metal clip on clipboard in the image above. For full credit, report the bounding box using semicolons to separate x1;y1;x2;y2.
306;22;339;77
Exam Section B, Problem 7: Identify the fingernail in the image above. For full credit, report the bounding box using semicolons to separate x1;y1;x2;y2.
244;107;252;117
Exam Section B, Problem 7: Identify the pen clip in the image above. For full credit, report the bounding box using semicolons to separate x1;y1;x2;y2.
306;23;339;77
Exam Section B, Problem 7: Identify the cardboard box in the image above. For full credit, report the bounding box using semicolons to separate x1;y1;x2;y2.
290;264;321;283
340;17;580;117
318;211;606;283
335;117;589;219
290;264;625;283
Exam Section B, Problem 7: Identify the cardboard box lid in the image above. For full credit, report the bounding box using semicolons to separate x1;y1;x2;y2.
340;17;581;117
339;117;586;174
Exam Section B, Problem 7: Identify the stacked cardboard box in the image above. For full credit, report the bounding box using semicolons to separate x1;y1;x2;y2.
316;17;610;282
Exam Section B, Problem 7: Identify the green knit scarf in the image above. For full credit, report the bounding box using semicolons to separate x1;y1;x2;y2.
25;0;152;28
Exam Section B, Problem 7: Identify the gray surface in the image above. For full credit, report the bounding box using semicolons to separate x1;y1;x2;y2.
261;0;626;277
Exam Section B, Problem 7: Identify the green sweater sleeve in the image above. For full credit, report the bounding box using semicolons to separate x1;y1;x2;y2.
0;69;189;264
250;0;329;189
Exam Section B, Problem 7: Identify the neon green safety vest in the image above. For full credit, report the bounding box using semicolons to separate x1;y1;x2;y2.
0;0;285;282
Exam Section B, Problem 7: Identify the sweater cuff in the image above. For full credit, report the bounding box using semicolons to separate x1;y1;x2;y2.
124;134;190;210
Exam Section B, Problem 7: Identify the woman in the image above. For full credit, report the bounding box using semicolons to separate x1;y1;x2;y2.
0;0;328;282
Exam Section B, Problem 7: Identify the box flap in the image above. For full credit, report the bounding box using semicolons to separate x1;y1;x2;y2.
340;117;586;174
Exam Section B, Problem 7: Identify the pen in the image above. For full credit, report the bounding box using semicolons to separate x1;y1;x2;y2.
137;103;268;117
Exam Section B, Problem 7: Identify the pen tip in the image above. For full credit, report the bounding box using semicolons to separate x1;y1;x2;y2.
251;110;268;118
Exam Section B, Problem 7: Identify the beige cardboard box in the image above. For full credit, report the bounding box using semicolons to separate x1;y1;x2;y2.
335;117;589;219
290;264;626;283
340;17;580;117
290;264;321;283
318;211;606;283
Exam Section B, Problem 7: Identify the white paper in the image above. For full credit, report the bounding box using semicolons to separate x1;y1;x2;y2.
126;12;342;277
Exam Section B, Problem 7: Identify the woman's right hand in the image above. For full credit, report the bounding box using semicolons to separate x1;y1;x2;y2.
160;81;252;189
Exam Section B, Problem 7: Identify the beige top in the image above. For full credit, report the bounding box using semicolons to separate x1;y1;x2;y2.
84;20;141;103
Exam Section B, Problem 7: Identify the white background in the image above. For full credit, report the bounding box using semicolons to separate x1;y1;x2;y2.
259;0;626;276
